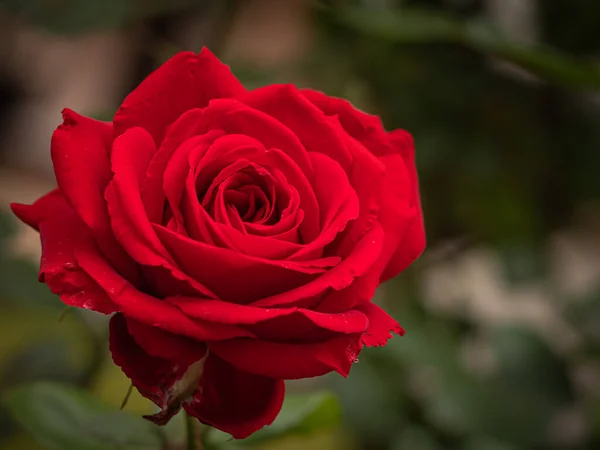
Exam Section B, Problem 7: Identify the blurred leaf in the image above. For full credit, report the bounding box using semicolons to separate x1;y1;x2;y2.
462;436;520;450
0;211;60;309
452;326;574;446
497;241;547;284
3;382;163;450
464;20;600;89
208;391;342;447
489;326;573;407
90;355;154;415
1;433;44;450
384;309;572;446
0;0;199;34
0;310;92;379
331;357;404;442
0;211;16;240
391;426;443;450
0;340;80;387
336;6;600;88
563;288;600;345
337;7;461;43
0;257;62;309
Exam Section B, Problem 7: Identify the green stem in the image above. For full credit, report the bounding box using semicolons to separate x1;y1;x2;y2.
186;413;200;450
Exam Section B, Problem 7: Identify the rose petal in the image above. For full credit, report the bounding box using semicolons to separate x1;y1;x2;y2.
190;98;313;178
105;127;218;299
258;148;321;244
106;127;167;261
141;109;220;223
169;297;297;324
154;224;340;303
241;84;354;171
374;154;417;277
300;88;395;156
209;333;362;379
11;189;61;230
51;109;112;231
77;241;253;341
113;49;246;144
126;317;206;365
163;131;225;240
251;223;384;308
355;302;405;347
245;309;368;343
50;109;140;282
109;314;207;424
169;297;368;341
325;130;386;259
381;130;426;280
321;154;413;315
12;191;117;314
184;355;284;439
288;152;359;260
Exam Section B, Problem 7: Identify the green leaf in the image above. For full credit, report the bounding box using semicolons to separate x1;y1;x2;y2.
463;21;600;89
2;382;163;450
424;326;573;446
488;326;573;408
208;391;342;447
336;7;600;89
337;7;461;43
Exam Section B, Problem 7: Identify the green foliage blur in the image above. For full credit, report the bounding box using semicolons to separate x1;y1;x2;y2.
1;0;600;449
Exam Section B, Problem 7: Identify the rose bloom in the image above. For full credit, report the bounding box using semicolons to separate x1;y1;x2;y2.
12;49;425;438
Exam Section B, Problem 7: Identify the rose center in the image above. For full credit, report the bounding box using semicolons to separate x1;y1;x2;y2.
199;164;291;228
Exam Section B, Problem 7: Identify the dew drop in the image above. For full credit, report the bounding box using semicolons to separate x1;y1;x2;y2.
83;299;94;309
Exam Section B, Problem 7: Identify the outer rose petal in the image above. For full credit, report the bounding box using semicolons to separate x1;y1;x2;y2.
170;297;369;342
11;191;117;314
184;355;285;439
50;109;140;283
300;88;395;156
355;302;405;347
125;318;206;365
106;127;167;263
109;314;206;424
316;155;415;314
110;314;283;438
209;333;362;379
76;238;253;341
320;119;385;260
381;130;426;280
11;189;60;230
113;48;246;144
51;109;112;232
302;87;426;278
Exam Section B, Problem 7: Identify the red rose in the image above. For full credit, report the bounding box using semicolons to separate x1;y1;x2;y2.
12;48;425;438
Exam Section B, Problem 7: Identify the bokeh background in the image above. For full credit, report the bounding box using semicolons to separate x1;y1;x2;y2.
1;0;600;449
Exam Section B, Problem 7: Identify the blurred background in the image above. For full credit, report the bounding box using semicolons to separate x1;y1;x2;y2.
0;0;599;449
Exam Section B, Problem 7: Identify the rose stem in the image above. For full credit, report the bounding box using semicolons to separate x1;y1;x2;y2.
186;413;201;450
